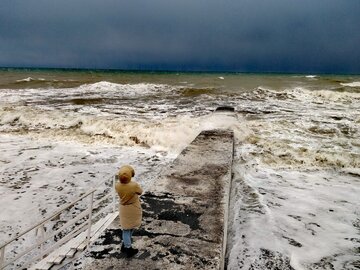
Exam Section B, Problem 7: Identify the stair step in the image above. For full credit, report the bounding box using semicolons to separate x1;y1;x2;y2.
65;248;77;258
29;212;118;270
77;213;118;251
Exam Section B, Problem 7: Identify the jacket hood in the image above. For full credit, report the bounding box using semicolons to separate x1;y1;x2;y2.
118;165;135;184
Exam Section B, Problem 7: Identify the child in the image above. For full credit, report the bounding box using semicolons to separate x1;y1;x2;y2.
115;165;143;258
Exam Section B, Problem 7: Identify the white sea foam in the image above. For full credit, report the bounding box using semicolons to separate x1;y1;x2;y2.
253;86;360;103
227;149;360;269
285;87;360;104
0;110;246;249
16;77;34;82
1;75;360;269
0;107;248;155
226;84;360;269
244;119;360;169
77;81;176;97
340;81;360;87
15;77;46;82
0;134;173;247
0;82;179;106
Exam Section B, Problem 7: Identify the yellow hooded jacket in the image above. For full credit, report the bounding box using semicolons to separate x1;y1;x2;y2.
115;165;143;230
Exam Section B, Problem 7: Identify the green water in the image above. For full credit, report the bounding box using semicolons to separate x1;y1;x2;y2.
1;68;359;94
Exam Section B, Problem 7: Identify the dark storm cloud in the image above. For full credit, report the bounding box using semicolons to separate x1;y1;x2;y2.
0;0;359;73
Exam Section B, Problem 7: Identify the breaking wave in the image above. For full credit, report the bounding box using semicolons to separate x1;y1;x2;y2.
0;107;246;154
340;81;360;87
305;75;319;79
0;82;180;105
76;81;176;97
16;77;45;83
251;86;360;103
14;77;78;86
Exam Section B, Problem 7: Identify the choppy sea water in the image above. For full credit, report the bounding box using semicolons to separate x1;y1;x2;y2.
0;69;359;269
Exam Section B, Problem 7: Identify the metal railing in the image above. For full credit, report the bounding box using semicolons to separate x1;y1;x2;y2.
0;175;117;270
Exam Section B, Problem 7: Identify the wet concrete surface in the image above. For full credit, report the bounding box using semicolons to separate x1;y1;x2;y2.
70;129;234;270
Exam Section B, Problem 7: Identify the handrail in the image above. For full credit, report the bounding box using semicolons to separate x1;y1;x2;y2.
0;173;117;270
2;219;90;269
0;189;95;249
0;174;113;249
21;223;89;270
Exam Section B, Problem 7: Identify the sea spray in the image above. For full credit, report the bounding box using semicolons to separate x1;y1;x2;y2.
1;72;359;269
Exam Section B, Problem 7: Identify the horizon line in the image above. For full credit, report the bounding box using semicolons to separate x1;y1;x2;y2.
0;66;359;76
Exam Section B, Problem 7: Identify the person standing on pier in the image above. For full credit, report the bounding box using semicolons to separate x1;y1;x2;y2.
115;165;143;258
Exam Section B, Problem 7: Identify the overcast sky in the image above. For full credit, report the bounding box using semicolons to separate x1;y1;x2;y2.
0;0;359;73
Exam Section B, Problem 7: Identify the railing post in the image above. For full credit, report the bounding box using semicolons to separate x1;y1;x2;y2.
36;225;46;257
0;246;5;269
113;175;117;212
86;192;94;246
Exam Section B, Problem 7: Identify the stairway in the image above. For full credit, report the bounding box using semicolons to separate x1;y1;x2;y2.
29;212;118;270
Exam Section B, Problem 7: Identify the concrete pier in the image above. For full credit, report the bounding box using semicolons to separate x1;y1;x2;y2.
73;129;234;270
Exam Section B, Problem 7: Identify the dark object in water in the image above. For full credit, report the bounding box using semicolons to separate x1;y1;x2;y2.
215;106;235;112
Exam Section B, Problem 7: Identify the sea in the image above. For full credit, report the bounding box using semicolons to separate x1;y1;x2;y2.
0;68;359;269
